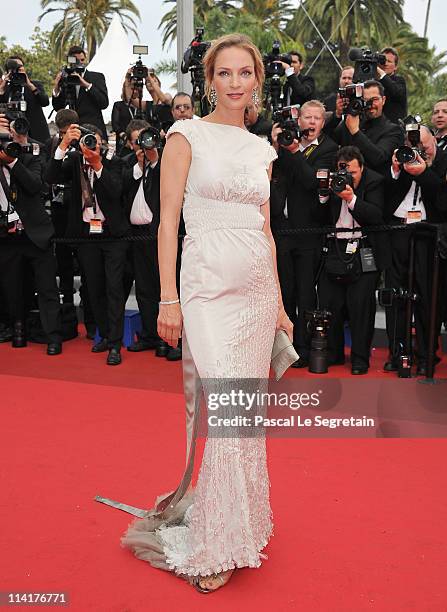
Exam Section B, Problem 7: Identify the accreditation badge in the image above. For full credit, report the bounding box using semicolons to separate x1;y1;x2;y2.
89;219;103;234
406;209;422;224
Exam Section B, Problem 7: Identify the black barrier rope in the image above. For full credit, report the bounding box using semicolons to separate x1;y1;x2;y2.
51;221;444;244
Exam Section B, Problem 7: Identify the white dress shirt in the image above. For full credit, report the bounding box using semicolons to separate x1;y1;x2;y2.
54;146;105;221
0;160;20;222
391;167;426;220
130;162;158;225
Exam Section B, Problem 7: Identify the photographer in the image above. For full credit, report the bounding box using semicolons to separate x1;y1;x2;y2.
45;123;129;365
384;125;447;375
52;46;108;139
272;100;338;366
111;73;146;156
332;80;404;176
431;98;447;151
317;146;389;374
279;51;315;107
324;65;354;113
0;119;62;354
121;119;164;354
376;47;407;124
171;93;194;121
0;56;50;143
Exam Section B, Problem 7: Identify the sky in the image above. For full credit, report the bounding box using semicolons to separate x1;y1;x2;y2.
1;0;444;68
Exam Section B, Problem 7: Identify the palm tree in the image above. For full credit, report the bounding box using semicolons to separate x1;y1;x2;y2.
159;0;293;49
287;0;404;61
159;0;234;49
39;0;140;60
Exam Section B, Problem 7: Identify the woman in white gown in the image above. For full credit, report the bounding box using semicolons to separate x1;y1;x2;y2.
121;33;293;593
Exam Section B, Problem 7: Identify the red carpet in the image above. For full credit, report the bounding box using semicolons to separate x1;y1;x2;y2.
1;333;447;611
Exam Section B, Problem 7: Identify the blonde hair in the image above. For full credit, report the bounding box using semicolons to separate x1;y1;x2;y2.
300;99;326;117
203;33;264;104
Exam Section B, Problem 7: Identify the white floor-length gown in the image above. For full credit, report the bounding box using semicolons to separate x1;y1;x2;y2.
119;119;279;577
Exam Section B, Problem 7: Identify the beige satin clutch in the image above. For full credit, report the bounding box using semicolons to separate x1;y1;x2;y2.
271;329;299;381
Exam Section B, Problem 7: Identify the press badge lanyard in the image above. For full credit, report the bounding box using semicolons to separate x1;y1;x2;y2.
80;162;103;234
407;183;422;224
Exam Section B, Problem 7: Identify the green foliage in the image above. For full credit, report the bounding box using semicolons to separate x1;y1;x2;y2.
39;0;140;60
0;28;59;94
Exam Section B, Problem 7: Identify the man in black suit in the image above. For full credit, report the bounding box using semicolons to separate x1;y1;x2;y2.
279;51;315;107
0;123;62;354
244;102;272;138
376;47;407;125
45;123;129;365
331;80;404;176
432;98;447;152
317;146;390;374
384;126;447;375
272;100;338;366
0;56;50;143
121;119;161;353
323;65;354;113
52;46;108;139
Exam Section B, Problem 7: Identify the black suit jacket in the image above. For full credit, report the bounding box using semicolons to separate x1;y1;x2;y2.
111;101;137;136
333;114;404;176
122;156;160;234
381;73;407;124
44;151;129;237
52;70;108;137
0;80;50;143
282;73;315;107
273;134;338;249
3;154;54;250
316;168;391;270
385;148;447;223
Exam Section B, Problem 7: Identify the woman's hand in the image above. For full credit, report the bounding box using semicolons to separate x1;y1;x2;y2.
276;305;293;343
157;303;183;348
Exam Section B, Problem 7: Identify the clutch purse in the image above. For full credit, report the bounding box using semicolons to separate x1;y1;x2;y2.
271;329;299;381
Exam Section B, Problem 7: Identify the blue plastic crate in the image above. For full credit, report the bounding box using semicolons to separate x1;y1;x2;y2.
94;309;142;347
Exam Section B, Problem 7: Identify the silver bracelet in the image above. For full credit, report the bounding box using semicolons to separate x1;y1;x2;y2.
159;298;180;305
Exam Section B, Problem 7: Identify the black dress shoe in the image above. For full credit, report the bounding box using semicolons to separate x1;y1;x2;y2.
127;338;159;352
47;342;62;356
383;360;398;372
92;338;108;353
107;347;122;366
166;346;182;361
155;341;170;357
351;366;369;375
291;358;308;368
12;321;27;348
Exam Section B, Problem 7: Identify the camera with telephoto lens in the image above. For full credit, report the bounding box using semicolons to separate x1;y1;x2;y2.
136;126;162;150
338;83;371;117
71;126;97;151
129;45;149;86
395;115;426;165
348;47;387;82
263;41;293;78
272;105;309;147
304;310;332;374
316;164;354;195
181;28;211;73
5;59;27;88
0;102;30;136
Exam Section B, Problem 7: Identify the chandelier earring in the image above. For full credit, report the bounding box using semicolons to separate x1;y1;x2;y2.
252;89;260;106
210;87;218;106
